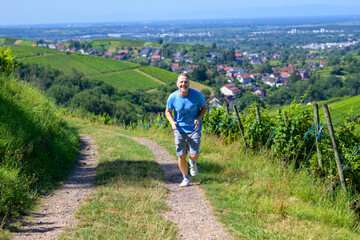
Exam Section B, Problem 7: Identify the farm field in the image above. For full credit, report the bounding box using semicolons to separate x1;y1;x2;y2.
17;51;139;75
10;46;60;58
87;69;162;91
139;66;214;94
139;66;177;84
91;39;158;52
319;95;360;130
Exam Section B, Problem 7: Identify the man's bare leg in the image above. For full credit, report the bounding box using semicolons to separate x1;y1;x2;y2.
178;154;188;177
189;154;199;162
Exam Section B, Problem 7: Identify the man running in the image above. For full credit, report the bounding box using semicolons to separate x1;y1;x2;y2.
165;73;207;187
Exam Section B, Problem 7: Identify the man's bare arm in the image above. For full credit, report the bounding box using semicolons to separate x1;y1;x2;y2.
165;108;178;130
194;105;207;131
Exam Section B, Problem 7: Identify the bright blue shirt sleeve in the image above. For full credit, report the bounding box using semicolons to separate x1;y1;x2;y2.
166;89;205;133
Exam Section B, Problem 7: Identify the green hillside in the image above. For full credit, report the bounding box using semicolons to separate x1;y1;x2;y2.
0;37;35;46
91;38;158;53
318;95;360;132
88;69;163;91
0;74;79;226
139;66;214;94
10;45;62;58
12;47;139;75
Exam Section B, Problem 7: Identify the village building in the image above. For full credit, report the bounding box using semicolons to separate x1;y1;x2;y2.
139;47;152;58
223;95;236;107
220;83;242;98
237;73;252;84
151;55;161;61
208;95;223;110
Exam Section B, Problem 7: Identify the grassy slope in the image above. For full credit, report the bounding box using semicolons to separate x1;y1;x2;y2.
0;74;79;238
88;69;163;91
139;66;214;95
12;47;139;75
91;38;159;53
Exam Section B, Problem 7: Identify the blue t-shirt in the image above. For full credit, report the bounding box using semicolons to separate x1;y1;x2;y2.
166;89;205;133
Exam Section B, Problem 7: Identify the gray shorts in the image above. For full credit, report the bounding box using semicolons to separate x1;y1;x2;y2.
174;131;201;156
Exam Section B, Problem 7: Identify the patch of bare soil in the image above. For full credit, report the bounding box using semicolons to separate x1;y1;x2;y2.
11;134;98;240
108;131;232;240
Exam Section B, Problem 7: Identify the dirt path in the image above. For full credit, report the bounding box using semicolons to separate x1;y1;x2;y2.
12;134;98;240
108;131;232;240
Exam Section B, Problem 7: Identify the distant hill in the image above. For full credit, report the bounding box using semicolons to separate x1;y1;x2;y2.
91;38;159;54
0;37;35;46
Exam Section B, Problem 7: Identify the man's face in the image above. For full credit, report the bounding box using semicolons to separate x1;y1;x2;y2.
177;76;189;93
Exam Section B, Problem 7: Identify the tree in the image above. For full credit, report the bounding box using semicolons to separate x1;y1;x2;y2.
289;70;301;84
0;47;17;76
200;89;211;101
226;48;235;63
191;65;207;82
236;93;263;111
328;55;341;66
158;38;163;44
345;74;360;96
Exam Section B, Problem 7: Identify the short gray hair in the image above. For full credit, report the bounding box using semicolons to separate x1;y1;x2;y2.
177;73;189;81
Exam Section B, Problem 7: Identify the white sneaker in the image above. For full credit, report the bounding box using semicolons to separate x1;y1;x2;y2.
190;162;198;176
179;178;190;187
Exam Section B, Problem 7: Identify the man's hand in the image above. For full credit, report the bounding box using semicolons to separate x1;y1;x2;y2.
194;119;199;131
171;121;178;130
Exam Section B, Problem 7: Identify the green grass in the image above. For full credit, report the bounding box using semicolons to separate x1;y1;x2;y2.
3;38;16;45
91;38;159;53
59;124;178;240
0;74;79;238
18;40;36;46
10;45;60;58
139;66;214;94
16;51;139;75
88;69;163;91
139;66;178;84
318;95;360;133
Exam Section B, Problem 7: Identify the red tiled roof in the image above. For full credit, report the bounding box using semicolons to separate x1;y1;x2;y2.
240;73;251;78
280;72;289;78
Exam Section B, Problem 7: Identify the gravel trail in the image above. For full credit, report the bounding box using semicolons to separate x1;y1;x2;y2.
12;134;98;240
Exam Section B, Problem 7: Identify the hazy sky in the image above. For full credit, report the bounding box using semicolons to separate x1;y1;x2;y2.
1;0;360;26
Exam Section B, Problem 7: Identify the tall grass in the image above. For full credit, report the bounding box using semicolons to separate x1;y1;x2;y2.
0;74;80;228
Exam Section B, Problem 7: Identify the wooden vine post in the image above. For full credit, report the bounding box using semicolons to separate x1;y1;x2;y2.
226;104;230;115
323;103;347;194
313;103;322;168
254;105;264;146
234;105;247;148
283;111;289;126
